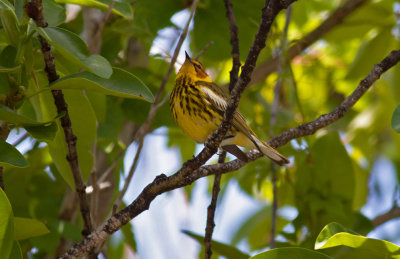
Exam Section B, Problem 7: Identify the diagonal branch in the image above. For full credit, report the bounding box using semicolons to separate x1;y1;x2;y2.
250;0;368;85
25;0;93;238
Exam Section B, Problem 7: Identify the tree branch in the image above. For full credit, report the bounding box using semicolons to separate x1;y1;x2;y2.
372;205;400;228
204;0;240;255
61;0;295;257
224;0;240;91
250;0;368;85
25;0;94;238
204;152;225;259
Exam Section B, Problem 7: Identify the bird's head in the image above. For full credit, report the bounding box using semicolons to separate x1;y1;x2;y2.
176;52;212;82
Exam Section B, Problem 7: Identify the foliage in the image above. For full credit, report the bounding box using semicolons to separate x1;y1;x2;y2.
0;0;400;258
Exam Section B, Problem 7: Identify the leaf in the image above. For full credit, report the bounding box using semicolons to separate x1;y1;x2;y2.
36;26;112;78
45;90;96;187
0;104;58;141
232;205;289;250
295;133;355;236
24;123;58;141
0;0;19;46
121;223;136;252
8;241;22;259
391;104;400;133
0;65;20;72
0;188;14;259
0;140;29;168
54;0;132;19
346;28;395;80
182;230;250;259
315;222;358;249
42;0;66;26
192;0;265;62
249;247;332;259
50;68;154;102
13;217;50;240
316;230;400;258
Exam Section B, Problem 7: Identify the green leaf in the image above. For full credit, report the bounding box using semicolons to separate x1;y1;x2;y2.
315;222;358;249
24;123;58;141
0;104;58;141
391;104;400;133
346;28;395;80
0;140;29;168
0;188;14;259
50;68;154;102
232;205;289;250
0;45;17;70
44;90;96;187
0;0;19;46
121;223;136;252
0;65;20;72
8;241;22;259
295;133;355;237
316;229;400;258
13;217;50;240
192;0;265;62
36;26;112;78
249;247;331;259
42;0;66;26
182;230;250;259
54;0;132;19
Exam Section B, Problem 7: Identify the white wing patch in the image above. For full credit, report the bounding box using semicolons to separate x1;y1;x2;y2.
200;86;227;111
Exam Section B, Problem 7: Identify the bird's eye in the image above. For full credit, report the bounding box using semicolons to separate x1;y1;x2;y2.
194;63;202;70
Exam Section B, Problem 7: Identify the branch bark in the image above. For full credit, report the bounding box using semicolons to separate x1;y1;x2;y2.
204;152;225;259
204;0;240;255
25;0;93;238
372;204;400;228
224;0;240;92
250;0;368;85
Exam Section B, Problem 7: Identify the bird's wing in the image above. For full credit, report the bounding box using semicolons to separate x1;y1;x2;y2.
197;81;255;141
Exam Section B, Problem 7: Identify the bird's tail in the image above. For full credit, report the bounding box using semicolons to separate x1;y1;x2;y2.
252;136;289;166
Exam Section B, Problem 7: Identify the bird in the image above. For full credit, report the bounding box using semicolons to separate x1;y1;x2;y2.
169;52;289;165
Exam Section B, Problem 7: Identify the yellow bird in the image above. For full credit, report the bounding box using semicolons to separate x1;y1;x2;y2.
169;52;289;165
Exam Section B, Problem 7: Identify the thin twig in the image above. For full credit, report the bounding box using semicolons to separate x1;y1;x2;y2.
114;139;144;209
250;0;368;85
269;5;292;248
194;41;215;59
372;204;400;227
114;0;201;210
12;132;29;146
223;0;241;92
97;150;125;184
61;0;296;257
88;0;115;54
90;172;99;226
25;0;94;238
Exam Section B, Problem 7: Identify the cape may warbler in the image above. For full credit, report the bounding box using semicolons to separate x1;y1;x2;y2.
169;52;289;165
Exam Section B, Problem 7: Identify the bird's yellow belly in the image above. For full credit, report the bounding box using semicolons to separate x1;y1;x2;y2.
172;101;219;143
